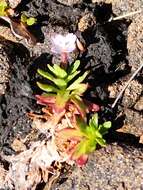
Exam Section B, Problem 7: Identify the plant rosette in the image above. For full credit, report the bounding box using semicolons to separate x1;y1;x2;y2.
55;113;111;166
36;60;97;118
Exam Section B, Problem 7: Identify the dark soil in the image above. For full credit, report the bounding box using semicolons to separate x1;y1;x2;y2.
0;0;142;189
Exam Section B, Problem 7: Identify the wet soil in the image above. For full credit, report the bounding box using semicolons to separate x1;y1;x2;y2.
0;0;143;189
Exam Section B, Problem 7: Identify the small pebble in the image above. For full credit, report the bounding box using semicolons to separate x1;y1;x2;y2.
134;96;143;111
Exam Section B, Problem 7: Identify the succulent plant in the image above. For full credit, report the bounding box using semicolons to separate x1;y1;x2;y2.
21;13;37;26
57;113;111;166
36;60;89;116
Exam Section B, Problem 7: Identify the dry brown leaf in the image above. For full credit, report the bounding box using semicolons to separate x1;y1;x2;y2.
1;140;62;190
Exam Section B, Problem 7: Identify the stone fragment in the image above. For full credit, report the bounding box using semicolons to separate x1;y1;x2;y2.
57;0;82;6
134;96;143;111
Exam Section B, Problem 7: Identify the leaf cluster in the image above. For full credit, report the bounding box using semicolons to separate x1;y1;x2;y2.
21;13;37;26
58;113;111;159
37;60;88;113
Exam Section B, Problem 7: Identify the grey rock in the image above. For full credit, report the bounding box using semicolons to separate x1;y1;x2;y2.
122;80;142;108
0;38;13;95
56;0;83;6
124;108;143;137
134;96;143;111
54;144;143;190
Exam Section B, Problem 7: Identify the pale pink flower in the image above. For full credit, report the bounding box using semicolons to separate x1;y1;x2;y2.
51;33;77;54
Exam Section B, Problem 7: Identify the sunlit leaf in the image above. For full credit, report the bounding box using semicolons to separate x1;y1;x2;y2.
71;83;88;96
99;121;112;135
37;82;58;93
48;64;67;79
73;139;88;158
0;1;8;16
103;121;112;129
26;17;37;26
68;60;80;74
73;139;96;159
21;13;37;26
54;78;67;88
67;70;80;82
95;137;106;146
21;13;27;23
89;113;98;129
37;69;54;81
67;71;88;91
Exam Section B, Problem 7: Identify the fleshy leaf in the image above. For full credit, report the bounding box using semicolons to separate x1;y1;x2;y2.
54;78;67;88
67;71;89;91
89;113;98;129
73;139;96;159
71;83;88;96
37;69;54;81
76;154;88;166
36;94;56;105
95;137;106;146
68;60;80;74
48;64;67;79
26;17;37;26
37;82;58;93
21;13;37;26
99;121;112;135
67;70;80;82
0;1;7;16
103;121;112;129
21;14;27;23
76;116;87;133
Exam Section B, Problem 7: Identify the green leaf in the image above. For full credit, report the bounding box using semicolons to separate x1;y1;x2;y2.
89;113;98;129
21;13;37;26
99;121;111;135
73;139;96;159
76;116;87;133
73;139;88;158
37;69;54;81
71;83;88;96
67;70;80;82
95;137;106;146
0;1;7;16
37;82;58;93
54;78;67;88
68;60;80;74
103;121;112;129
94;130;103;138
53;64;67;78
21;14;27;23
84;125;96;138
26;17;37;26
48;64;67;79
67;71;89;91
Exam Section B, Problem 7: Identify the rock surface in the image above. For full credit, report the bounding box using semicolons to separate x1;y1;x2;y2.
0;37;14;95
57;0;83;6
53;143;143;190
